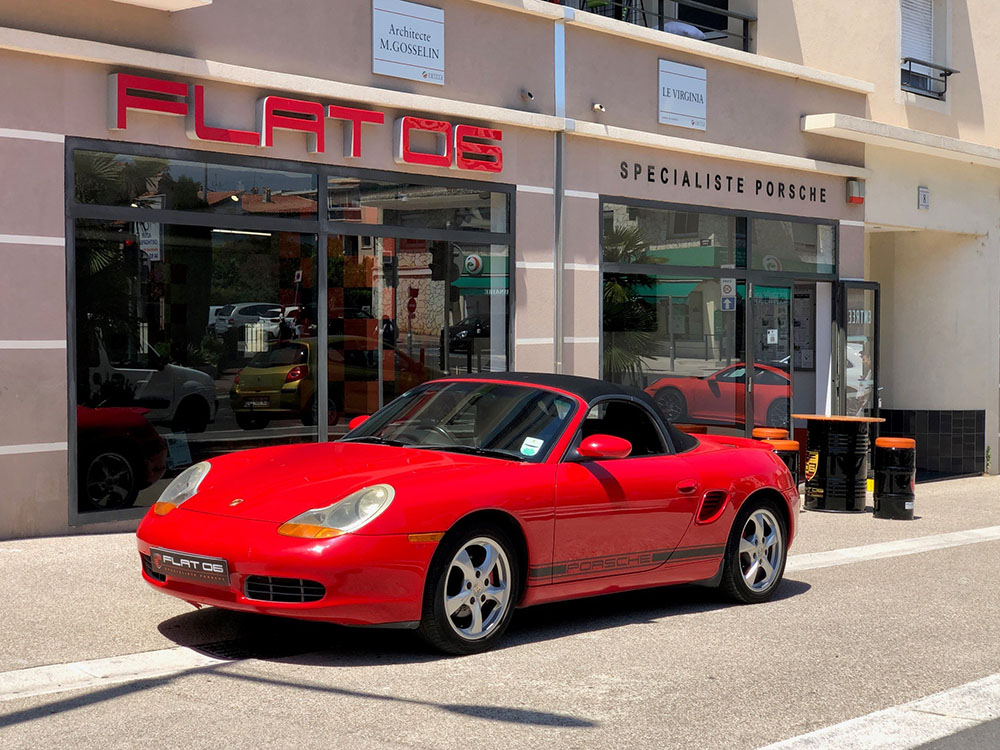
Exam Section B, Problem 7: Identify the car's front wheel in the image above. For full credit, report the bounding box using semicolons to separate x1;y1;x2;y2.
418;526;519;655
79;448;139;511
720;499;787;604
654;386;687;422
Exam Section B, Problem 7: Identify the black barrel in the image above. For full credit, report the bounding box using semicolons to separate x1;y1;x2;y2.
873;437;916;520
803;419;870;512
765;439;800;487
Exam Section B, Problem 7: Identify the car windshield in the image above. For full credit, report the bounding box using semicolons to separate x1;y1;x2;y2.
248;343;307;368
342;381;578;462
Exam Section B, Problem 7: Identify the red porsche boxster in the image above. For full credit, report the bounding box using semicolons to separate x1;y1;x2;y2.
137;373;798;654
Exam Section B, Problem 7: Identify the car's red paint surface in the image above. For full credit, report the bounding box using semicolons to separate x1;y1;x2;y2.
645;363;790;427
137;375;798;629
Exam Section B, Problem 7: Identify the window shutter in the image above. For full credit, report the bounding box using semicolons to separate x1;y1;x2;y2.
901;0;933;62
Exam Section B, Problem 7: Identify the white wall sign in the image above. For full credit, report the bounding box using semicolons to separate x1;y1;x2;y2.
658;60;706;131
372;0;444;85
918;185;930;210
137;220;161;261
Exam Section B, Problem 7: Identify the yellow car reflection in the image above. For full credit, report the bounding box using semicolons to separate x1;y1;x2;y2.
230;336;436;430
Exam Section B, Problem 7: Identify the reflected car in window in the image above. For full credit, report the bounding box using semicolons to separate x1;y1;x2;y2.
229;336;437;429
78;405;167;512
138;373;798;655
645;363;791;428
445;316;490;353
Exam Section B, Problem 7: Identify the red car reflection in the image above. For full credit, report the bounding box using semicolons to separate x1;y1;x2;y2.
78;405;168;512
645;363;790;428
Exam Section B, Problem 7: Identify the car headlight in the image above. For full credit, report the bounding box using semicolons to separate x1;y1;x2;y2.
454;330;469;339
278;484;395;539
153;461;211;516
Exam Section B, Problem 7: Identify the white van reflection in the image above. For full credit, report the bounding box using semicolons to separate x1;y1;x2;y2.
86;330;217;433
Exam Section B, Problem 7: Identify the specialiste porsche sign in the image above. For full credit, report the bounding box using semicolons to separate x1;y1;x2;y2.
108;73;502;173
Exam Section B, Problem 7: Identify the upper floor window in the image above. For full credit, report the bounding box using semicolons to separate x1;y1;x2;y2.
900;0;958;100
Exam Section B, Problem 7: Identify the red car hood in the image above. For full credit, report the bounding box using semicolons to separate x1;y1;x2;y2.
179;442;502;523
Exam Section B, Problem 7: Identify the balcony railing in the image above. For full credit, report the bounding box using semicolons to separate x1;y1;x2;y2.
900;57;959;100
551;1;756;52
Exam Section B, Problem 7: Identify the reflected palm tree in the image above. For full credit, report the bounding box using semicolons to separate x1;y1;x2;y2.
602;226;657;388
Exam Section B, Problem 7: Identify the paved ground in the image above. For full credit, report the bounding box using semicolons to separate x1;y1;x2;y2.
1;475;998;749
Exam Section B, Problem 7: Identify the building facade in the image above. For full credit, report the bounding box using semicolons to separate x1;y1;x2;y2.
0;0;992;540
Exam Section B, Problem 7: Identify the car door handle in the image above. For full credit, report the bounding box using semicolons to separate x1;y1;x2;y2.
676;479;700;494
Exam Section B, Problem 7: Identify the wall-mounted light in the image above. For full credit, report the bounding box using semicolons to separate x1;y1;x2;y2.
592;103;606;113
846;178;865;205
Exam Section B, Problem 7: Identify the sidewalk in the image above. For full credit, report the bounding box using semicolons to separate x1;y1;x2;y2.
2;475;997;675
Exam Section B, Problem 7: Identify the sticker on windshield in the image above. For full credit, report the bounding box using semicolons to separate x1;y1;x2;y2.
520;437;545;457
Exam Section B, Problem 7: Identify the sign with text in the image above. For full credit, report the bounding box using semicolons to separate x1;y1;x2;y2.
658;60;706;131
720;277;737;312
373;0;445;85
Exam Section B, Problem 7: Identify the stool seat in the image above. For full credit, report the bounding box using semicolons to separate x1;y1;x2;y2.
764;439;799;451
875;437;916;449
753;427;788;439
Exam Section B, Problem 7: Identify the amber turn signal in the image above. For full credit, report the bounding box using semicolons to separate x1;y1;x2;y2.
277;523;343;539
153;502;177;516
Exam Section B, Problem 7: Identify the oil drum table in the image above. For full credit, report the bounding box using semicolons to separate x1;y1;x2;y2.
792;415;885;513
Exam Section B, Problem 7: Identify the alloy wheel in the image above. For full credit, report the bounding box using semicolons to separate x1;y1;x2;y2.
737;507;783;592
442;536;512;641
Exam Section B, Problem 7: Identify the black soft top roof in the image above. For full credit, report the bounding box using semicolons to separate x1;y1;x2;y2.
441;371;699;452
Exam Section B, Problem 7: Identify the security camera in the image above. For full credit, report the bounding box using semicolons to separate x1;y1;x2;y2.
520;89;535;102
592;102;606;112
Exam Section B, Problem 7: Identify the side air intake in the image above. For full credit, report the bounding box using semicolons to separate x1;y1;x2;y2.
696;491;729;524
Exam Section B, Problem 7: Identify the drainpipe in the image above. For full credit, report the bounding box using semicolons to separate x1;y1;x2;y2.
553;10;570;374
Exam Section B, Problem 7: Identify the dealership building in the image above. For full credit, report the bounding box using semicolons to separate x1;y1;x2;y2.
0;0;996;539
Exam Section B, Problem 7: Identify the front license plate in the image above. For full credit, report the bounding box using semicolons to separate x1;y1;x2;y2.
246;397;269;407
149;547;230;586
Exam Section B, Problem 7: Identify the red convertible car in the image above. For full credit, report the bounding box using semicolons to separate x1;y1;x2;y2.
137;373;798;654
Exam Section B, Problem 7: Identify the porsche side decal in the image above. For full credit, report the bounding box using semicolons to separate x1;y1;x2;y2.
529;544;725;581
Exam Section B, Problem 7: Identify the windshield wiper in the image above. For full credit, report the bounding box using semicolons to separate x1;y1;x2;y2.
419;445;527;462
339;436;410;447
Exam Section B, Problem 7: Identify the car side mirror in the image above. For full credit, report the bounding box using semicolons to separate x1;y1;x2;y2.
578;434;632;460
347;415;370;431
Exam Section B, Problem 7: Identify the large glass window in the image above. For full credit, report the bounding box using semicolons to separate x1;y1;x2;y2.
75;219;317;514
751;220;835;274
602;202;746;268
74;150;317;218
70;144;512;517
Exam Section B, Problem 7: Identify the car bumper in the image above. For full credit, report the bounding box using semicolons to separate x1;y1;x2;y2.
136;508;435;626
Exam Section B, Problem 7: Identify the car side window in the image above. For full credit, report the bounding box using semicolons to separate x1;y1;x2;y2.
755;368;788;386
716;366;746;382
579;400;666;457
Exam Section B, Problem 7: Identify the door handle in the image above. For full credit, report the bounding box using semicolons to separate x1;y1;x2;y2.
676;479;700;494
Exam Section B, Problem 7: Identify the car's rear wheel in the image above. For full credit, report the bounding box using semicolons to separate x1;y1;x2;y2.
654;387;687;422
418;526;519;655
720;499;786;604
766;399;789;430
172;396;210;433
301;396;339;427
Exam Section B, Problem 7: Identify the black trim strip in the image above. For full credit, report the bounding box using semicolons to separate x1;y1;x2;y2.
529;543;725;581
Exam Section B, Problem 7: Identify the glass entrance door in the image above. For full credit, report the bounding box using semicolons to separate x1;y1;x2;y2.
839;283;880;418
750;285;793;431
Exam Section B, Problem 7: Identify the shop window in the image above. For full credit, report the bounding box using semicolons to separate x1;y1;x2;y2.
603;203;746;269
73;150;317;218
328;178;508;233
751;220;835;274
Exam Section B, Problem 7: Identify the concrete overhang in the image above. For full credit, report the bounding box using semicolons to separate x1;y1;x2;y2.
109;0;211;10
802;113;1000;169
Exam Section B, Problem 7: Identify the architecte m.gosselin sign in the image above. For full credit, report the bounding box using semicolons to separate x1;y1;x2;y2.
372;0;445;85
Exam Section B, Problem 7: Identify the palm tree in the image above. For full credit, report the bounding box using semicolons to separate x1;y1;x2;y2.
602;225;657;387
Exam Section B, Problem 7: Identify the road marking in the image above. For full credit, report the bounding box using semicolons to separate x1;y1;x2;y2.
0;648;226;703
786;526;1000;573
759;673;1000;749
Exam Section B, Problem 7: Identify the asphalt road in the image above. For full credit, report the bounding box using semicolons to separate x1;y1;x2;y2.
1;476;998;749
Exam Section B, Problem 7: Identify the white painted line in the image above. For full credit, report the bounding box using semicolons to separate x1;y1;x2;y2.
0;234;65;247
515;261;555;270
566;263;600;272
839;219;866;227
0;340;67;349
0;647;226;703
0;442;68;456
759;672;1000;749
565;337;599;344
516;337;555;345
786;526;1000;573
565;190;599;200
0;127;64;143
516;184;555;195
